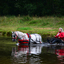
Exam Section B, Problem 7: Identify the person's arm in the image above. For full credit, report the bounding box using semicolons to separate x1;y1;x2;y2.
55;32;58;38
55;35;58;38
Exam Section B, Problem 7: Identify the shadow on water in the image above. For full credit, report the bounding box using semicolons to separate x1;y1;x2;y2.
0;37;64;64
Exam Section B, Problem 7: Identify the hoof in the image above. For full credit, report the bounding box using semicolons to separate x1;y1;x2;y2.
33;42;37;44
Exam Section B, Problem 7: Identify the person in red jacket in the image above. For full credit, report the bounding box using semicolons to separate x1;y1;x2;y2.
47;28;64;44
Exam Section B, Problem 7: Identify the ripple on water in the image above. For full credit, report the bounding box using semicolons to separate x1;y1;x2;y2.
0;37;64;64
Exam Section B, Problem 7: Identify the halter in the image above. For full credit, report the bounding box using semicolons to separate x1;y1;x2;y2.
12;32;18;39
26;33;31;38
18;33;31;44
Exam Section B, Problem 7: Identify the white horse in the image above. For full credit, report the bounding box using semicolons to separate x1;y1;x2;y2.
12;31;43;44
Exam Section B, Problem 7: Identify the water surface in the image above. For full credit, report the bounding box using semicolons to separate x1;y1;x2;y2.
0;37;64;64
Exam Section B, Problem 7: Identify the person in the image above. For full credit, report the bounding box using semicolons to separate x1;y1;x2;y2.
47;28;64;44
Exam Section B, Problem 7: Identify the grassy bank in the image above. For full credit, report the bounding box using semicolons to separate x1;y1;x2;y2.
0;16;64;38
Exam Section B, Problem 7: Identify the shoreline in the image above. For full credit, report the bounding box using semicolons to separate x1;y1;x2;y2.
0;16;64;38
0;29;57;39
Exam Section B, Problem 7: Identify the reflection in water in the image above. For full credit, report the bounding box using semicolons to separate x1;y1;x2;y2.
11;43;64;64
1;37;64;64
12;44;43;64
43;45;64;64
55;47;64;64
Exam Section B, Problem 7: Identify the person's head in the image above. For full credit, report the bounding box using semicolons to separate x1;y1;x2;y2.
59;28;63;32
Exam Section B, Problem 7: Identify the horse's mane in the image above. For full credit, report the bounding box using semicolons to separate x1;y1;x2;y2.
15;31;26;37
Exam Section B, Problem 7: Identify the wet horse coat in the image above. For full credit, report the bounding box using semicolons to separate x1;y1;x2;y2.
12;31;43;44
18;33;31;44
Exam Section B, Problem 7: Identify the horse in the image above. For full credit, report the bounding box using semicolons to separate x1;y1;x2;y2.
12;31;43;45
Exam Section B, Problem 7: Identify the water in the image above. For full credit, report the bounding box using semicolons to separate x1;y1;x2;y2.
0;37;64;64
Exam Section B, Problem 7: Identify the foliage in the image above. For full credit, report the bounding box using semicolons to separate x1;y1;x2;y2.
29;20;38;24
17;27;32;31
0;0;64;16
2;31;6;36
7;31;12;37
22;16;32;21
0;16;64;38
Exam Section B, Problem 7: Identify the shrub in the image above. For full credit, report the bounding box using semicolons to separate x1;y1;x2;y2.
7;31;12;37
2;31;6;36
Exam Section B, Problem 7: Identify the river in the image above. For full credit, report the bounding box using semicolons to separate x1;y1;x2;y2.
0;37;64;64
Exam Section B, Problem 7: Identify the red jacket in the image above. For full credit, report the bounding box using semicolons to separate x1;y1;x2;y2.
55;32;64;41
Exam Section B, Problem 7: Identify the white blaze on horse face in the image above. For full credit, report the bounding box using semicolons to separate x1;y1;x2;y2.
12;32;18;42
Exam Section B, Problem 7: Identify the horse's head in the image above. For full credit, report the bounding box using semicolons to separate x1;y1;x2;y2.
12;31;17;42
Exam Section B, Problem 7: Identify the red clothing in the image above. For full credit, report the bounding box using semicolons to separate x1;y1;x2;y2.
55;32;64;41
55;49;64;56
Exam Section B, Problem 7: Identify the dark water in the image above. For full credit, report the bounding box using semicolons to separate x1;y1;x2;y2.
0;37;64;64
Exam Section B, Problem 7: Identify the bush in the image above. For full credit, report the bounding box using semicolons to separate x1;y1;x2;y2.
7;31;12;37
2;31;6;36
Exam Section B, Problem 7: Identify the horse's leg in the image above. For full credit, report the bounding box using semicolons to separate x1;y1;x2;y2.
38;35;42;43
33;34;40;44
31;34;37;43
31;34;43;44
34;34;41;43
39;35;43;43
36;34;43;43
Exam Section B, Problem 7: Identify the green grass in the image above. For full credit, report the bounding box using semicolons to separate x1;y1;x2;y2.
17;27;32;30
0;16;64;37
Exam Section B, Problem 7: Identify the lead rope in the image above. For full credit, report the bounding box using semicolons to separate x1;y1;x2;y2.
28;33;31;45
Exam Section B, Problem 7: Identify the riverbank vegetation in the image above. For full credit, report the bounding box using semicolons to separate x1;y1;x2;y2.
0;16;64;38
